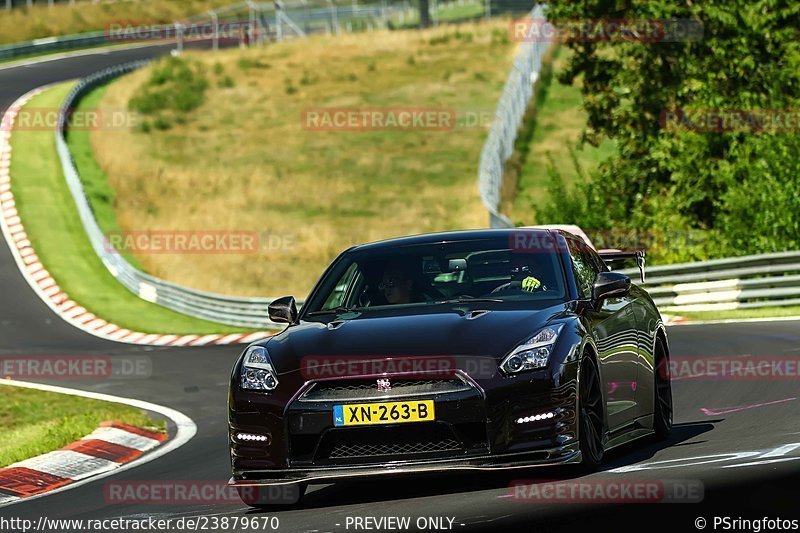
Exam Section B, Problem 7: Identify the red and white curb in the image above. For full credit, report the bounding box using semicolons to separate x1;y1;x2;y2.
0;87;274;347
0;379;196;508
0;422;167;504
662;314;689;326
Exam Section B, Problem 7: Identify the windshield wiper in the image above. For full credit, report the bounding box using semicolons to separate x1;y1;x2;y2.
437;297;504;304
306;306;360;316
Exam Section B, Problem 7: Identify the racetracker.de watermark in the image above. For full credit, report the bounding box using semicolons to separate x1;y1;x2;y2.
301;108;520;132
509;18;704;42
508;479;704;503
0;355;151;380
661;109;800;132
104;480;300;505
106;19;257;43
667;356;800;381
103;230;294;255
301;355;497;379
507;228;702;255
301;108;456;131
0;108;138;131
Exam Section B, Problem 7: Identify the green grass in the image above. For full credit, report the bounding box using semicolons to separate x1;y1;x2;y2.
434;2;486;22
390;1;486;28
0;385;164;468
67;84;143;269
673;306;800;322
10;83;250;335
510;45;616;224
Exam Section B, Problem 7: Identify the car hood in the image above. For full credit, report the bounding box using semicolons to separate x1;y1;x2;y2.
261;302;574;375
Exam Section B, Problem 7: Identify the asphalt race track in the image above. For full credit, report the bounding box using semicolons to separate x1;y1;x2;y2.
1;45;800;533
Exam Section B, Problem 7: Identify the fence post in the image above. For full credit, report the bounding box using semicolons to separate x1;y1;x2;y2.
328;0;339;34
174;22;184;55
273;0;283;42
209;10;219;51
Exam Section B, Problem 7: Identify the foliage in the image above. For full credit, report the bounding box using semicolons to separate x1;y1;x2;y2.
129;57;209;130
535;0;800;261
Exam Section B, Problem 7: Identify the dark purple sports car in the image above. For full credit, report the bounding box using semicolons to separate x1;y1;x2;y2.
228;228;671;507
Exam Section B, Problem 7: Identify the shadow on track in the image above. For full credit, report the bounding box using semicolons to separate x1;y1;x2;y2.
243;421;715;513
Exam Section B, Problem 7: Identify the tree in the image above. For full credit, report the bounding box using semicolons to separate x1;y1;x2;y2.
537;0;800;260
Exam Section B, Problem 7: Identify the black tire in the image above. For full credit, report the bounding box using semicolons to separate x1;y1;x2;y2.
653;339;673;439
578;355;605;469
237;482;307;510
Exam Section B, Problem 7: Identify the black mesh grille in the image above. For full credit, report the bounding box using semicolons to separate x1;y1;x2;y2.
300;378;471;402
317;423;465;461
329;437;462;459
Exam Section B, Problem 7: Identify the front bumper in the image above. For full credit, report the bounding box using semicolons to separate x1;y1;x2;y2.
230;363;581;485
229;444;581;487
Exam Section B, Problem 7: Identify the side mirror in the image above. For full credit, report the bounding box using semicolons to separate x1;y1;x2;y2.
268;296;298;324
592;272;631;302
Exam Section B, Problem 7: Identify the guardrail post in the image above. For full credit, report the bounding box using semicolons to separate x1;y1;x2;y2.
327;0;340;34
247;0;256;45
273;1;283;42
174;22;184;55
209;10;219;51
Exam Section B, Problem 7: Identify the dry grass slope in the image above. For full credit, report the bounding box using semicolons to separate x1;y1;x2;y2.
0;0;236;44
93;21;517;298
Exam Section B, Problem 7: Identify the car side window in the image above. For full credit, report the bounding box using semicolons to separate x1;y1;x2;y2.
567;239;599;299
321;262;360;310
587;248;609;273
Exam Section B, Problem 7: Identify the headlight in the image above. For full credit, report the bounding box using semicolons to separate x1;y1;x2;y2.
500;324;564;375
239;346;279;391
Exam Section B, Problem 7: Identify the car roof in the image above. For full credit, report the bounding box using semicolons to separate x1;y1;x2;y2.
349;228;560;252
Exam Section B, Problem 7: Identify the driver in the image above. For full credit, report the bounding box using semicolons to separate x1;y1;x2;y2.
516;265;543;292
492;262;545;294
379;263;416;304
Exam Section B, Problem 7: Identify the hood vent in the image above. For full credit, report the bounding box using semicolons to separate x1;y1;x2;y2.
466;310;490;320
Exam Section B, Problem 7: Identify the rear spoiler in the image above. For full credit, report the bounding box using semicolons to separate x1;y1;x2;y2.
598;249;646;283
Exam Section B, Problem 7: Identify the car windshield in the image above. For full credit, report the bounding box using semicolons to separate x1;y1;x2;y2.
303;235;567;315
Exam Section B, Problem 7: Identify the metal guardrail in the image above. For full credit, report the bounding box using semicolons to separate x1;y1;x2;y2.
478;4;549;228
619;251;800;312
55;61;281;329
0;30;114;62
